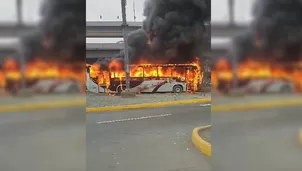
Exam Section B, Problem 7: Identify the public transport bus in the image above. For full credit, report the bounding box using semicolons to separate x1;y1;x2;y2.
86;63;201;94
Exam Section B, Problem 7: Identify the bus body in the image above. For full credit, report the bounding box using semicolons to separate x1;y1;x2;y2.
106;77;187;93
216;78;294;94
86;63;201;93
86;71;108;93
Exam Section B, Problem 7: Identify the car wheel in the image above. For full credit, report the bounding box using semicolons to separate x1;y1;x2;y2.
67;84;80;93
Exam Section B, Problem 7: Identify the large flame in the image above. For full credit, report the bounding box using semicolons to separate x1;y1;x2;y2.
0;58;85;89
88;58;202;92
212;58;302;92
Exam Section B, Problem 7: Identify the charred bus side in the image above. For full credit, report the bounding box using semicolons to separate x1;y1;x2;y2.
86;63;201;94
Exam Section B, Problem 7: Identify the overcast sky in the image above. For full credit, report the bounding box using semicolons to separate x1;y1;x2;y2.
0;0;256;45
86;0;255;23
0;0;255;23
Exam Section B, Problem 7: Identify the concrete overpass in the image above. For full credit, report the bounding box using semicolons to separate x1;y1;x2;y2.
0;43;17;58
0;24;36;37
0;22;248;38
86;21;247;38
85;42;229;61
0;40;229;63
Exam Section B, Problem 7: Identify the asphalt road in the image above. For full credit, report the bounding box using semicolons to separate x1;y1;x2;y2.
86;104;211;171
212;106;302;171
0;107;85;171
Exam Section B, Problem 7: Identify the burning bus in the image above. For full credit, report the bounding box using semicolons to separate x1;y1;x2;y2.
0;58;85;94
212;58;302;94
86;61;202;94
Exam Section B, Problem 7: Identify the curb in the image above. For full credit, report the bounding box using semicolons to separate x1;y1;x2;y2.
212;99;302;112
0;99;86;112
86;98;211;112
192;125;211;157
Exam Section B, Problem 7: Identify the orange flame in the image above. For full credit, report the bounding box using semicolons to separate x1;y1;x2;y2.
1;58;85;89
212;58;302;92
88;57;202;92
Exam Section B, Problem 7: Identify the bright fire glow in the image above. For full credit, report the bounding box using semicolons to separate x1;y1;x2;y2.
212;58;302;92
1;58;85;89
88;58;202;92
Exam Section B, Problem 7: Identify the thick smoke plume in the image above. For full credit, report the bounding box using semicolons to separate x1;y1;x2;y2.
229;0;302;62
135;0;209;63
112;0;210;66
20;0;85;63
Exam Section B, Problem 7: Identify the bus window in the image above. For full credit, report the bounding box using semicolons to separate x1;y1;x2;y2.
109;69;125;78
143;67;158;77
130;66;143;77
158;66;172;77
171;66;186;78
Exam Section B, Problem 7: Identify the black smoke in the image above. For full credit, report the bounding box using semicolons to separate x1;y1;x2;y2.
229;0;302;62
227;30;255;62
19;0;85;62
19;30;43;60
126;0;210;64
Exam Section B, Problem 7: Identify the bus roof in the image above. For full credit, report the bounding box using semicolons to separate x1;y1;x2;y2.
130;63;198;67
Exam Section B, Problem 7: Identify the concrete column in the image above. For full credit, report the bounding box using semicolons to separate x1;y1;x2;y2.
228;0;235;26
16;0;23;25
121;0;130;90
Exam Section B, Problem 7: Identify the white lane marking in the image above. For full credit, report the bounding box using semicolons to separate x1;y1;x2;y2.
200;103;211;107
97;114;172;124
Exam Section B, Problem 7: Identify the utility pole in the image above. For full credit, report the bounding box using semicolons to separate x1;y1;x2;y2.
16;0;23;25
19;43;26;89
133;0;136;21
230;42;238;89
202;59;210;86
121;0;130;90
228;0;235;26
231;57;238;89
16;0;26;89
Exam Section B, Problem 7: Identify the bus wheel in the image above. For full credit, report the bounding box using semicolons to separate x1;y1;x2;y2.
117;86;125;94
280;84;293;93
173;85;183;93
